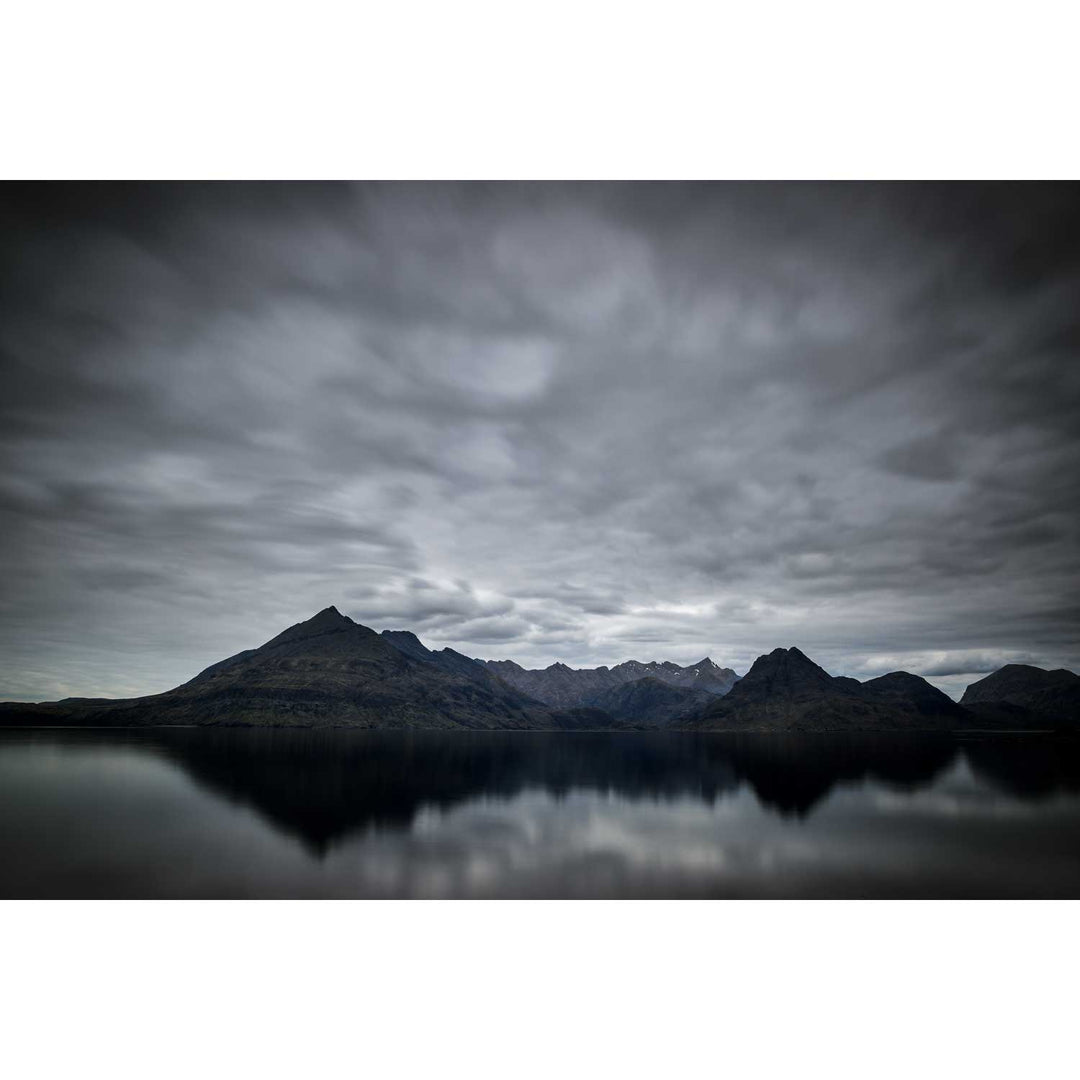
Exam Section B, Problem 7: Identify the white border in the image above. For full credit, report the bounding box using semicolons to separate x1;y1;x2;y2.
1;900;1075;1079
3;1;1078;179
2;3;1077;1076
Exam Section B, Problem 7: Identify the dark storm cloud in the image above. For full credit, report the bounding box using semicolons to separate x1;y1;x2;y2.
1;181;1078;700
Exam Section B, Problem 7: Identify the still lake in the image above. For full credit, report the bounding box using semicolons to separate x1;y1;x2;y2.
1;728;1079;898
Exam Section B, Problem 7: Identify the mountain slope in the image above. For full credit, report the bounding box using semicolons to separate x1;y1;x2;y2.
380;630;492;681
588;677;717;727
0;608;617;731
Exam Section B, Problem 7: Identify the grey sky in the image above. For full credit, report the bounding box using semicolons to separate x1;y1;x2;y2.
1;182;1077;700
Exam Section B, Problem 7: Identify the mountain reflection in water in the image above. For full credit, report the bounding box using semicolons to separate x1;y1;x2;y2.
1;729;1079;898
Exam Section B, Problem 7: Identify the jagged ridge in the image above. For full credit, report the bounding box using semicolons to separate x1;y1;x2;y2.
1;612;1076;732
478;654;738;709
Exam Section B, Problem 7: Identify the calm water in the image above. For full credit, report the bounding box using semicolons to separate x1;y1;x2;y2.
1;728;1079;898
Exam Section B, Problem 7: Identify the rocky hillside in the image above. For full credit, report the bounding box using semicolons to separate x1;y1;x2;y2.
587;677;717;727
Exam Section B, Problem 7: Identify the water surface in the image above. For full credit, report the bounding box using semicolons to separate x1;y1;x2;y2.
2;728;1078;898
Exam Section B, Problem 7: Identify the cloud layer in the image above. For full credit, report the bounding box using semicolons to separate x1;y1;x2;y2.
1;182;1078;700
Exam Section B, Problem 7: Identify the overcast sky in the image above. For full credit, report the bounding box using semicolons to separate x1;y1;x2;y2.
1;182;1078;700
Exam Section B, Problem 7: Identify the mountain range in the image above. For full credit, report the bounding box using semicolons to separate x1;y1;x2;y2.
0;607;1076;732
682;648;971;732
479;655;737;708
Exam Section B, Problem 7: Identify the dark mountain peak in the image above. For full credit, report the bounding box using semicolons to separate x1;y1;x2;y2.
260;605;364;648
719;647;838;706
549;662;572;672
861;671;965;715
313;605;348;622
864;669;924;686
963;656;1080;734
962;663;1077;702
961;664;1079;729
688;656;738;677
480;658;526;674
757;646;808;662
867;671;935;690
298;606;357;632
745;646;830;682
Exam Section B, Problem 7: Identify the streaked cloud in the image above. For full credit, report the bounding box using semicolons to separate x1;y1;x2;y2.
1;182;1077;700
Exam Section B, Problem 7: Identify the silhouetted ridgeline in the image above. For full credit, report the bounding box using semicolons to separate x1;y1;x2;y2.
1;608;1076;732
